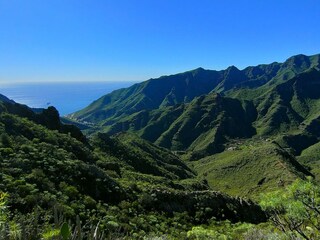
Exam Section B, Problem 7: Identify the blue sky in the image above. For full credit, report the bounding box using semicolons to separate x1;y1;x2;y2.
0;0;319;83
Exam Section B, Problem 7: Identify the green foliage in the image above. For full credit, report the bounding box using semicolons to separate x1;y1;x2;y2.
187;226;227;240
0;192;8;223
186;221;286;240
60;222;71;240
42;228;60;239
0;95;268;239
260;178;320;239
0;192;23;240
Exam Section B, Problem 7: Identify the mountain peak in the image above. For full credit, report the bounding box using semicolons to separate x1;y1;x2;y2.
189;67;206;75
227;65;239;70
222;65;243;86
284;54;310;67
194;67;205;71
287;53;308;59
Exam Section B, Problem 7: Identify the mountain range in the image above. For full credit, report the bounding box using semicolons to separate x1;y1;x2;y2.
69;53;320;126
65;53;320;198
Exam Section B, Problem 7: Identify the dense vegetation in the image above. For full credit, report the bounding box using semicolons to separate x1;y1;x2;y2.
260;177;320;240
2;53;320;239
0;98;267;239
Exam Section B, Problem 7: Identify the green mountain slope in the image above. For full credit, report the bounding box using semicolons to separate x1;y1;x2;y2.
93;132;195;180
192;139;312;199
298;141;320;181
0;100;126;207
103;93;256;159
253;68;320;135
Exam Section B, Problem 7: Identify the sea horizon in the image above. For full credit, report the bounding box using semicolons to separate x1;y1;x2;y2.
0;81;137;116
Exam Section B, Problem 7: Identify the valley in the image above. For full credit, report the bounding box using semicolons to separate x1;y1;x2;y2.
1;53;320;239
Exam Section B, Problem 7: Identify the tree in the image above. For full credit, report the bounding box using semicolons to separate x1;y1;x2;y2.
0;133;12;147
260;177;320;240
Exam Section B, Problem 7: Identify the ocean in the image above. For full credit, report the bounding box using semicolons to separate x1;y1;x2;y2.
0;81;136;116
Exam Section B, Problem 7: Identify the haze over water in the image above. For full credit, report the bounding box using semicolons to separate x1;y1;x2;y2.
0;81;136;116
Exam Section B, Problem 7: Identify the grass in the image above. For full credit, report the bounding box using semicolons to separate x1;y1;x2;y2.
191;139;309;200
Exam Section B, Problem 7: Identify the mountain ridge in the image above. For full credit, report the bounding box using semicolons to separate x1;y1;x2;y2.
69;53;320;126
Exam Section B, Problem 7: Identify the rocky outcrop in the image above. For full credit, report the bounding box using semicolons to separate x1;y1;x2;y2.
141;189;267;224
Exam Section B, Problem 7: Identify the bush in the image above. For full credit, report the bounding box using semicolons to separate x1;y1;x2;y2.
260;177;320;239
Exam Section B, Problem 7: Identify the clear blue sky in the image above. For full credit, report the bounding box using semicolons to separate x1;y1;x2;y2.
0;0;319;83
